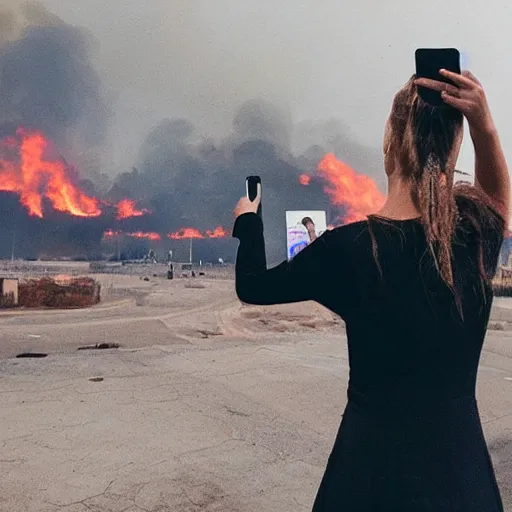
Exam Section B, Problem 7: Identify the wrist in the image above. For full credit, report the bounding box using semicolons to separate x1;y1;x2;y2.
469;116;497;139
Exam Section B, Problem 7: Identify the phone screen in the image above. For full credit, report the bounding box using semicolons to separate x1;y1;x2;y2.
415;48;460;106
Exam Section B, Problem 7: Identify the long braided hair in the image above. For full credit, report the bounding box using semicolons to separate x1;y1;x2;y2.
384;77;463;289
370;77;505;316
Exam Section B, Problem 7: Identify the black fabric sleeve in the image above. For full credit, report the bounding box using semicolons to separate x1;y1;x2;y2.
232;213;334;306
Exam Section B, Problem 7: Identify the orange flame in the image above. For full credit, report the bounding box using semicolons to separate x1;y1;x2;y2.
128;231;161;241
103;229;120;238
0;130;101;218
103;229;161;241
299;174;311;186
167;226;229;240
315;154;386;224
205;226;229;238
116;198;150;220
167;228;204;240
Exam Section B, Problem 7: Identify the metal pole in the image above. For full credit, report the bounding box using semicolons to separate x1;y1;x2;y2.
189;238;193;264
11;212;16;262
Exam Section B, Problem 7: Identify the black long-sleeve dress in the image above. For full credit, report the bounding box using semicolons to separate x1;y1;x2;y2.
233;197;505;511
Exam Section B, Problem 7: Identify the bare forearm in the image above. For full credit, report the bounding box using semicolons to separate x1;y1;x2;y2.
471;124;510;223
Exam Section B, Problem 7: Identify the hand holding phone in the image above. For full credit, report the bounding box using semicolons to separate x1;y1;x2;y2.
246;176;262;217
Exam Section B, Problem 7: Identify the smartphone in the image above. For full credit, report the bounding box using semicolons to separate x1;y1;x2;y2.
415;48;461;106
246;176;262;217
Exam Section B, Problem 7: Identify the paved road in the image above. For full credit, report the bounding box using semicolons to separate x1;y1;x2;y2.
0;277;237;359
0;284;511;511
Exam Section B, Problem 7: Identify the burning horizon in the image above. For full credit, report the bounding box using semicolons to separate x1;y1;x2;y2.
1;129;386;260
0;11;388;262
167;226;230;240
103;230;161;241
0;129;102;218
300;153;386;224
102;226;230;242
0;129;149;221
116;199;150;220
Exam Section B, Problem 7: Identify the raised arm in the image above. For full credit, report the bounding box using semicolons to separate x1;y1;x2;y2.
232;213;333;306
470;118;509;225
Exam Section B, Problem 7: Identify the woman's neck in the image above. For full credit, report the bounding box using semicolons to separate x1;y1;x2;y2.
375;175;421;220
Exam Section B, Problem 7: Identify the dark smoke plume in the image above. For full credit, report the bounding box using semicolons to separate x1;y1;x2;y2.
0;3;386;263
0;24;108;150
0;2;112;259
111;99;384;263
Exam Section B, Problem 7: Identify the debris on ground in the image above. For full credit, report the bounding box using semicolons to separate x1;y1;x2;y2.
197;329;223;339
16;352;48;358
78;343;120;351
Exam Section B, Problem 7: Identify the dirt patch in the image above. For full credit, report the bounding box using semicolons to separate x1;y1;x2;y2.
236;303;342;334
185;282;206;289
241;310;262;320
488;322;507;331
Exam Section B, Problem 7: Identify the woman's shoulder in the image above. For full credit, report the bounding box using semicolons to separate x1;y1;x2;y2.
322;220;372;248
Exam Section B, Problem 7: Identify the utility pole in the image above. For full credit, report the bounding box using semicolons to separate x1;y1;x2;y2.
116;235;120;261
11;212;16;262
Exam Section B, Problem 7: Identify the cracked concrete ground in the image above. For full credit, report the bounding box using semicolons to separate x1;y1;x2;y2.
0;275;511;511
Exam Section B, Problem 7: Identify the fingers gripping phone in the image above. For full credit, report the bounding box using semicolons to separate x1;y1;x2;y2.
246;176;262;217
415;48;461;106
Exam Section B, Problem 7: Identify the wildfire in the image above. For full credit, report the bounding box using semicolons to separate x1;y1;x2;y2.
168;228;203;240
103;229;120;238
299;174;311;186
103;230;161;241
116;198;149;220
2;128;386;247
301;153;386;224
0;130;102;218
205;226;229;238
104;227;228;242
0;129;153;221
128;231;161;241
167;226;229;240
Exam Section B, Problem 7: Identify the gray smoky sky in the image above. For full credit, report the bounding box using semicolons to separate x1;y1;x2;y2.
35;0;512;177
1;0;512;261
